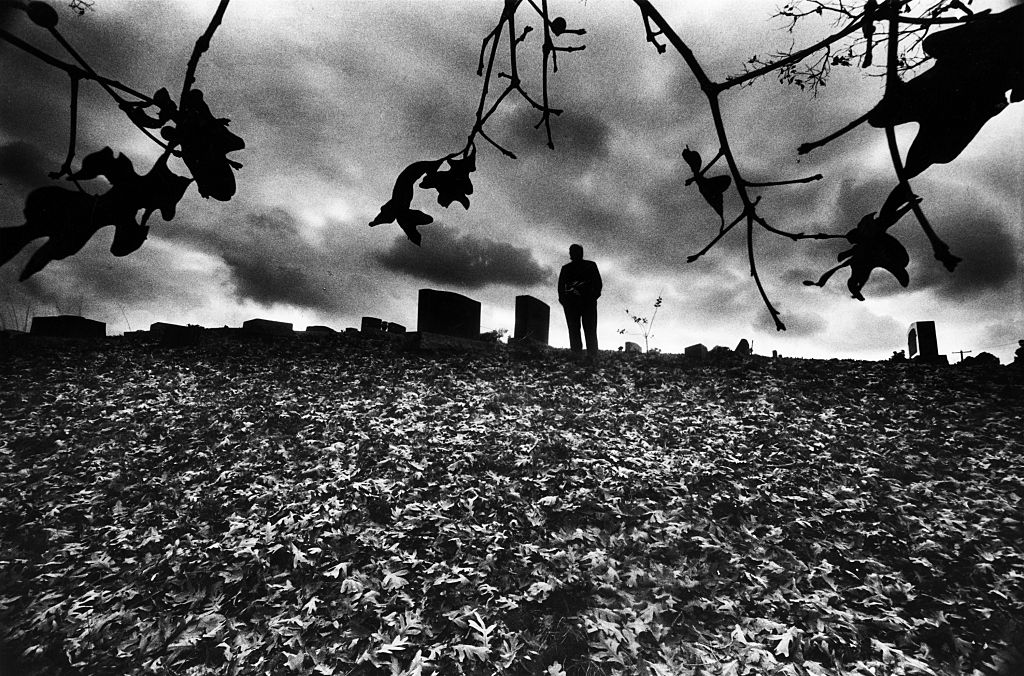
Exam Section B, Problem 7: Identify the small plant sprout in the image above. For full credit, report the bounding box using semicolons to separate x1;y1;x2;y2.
618;293;663;353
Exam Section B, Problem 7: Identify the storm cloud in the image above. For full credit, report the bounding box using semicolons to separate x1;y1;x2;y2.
376;224;552;289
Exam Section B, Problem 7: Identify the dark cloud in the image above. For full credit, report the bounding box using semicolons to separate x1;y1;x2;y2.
755;306;829;337
0;142;56;190
910;214;1019;300
156;208;369;314
375;224;552;289
221;252;341;311
507;104;611;164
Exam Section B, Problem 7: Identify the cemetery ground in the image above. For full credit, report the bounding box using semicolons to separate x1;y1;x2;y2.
1;335;1022;676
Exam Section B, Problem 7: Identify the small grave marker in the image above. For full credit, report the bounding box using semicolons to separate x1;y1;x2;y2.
684;343;708;360
30;315;105;339
242;318;293;336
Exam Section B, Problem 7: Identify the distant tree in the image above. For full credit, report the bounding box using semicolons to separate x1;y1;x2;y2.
370;0;1022;330
0;0;242;280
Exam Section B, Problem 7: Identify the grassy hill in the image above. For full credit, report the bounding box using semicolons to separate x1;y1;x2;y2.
1;335;1022;675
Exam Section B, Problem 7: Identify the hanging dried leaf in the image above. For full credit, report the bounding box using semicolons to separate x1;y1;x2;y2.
804;185;919;299
867;4;1024;177
681;146;702;175
681;146;731;219
420;149;476;209
839;215;911;300
369;159;444;246
0;147;192;279
161;88;245;200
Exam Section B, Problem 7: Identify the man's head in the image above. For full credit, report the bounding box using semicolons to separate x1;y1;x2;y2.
569;244;583;261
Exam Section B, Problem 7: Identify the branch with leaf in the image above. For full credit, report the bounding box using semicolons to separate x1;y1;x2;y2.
372;0;1021;331
0;0;243;280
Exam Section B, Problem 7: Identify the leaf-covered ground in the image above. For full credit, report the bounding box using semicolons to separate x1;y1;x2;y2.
1;336;1022;676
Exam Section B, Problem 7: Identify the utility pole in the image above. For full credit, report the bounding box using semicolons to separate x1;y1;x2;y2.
953;349;973;362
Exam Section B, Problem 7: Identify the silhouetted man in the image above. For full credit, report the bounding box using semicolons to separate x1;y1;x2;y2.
558;244;602;360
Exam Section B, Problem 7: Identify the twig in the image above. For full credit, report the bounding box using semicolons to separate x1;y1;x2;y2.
0;28;152;101
882;5;960;272
180;0;232;100
721;14;864;90
744;174;823;187
540;0;555;146
798;112;871;154
688;208;750;263
477;127;517;159
50;74;80;179
749;212;786;331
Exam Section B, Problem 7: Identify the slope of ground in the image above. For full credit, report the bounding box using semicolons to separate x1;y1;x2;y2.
1;336;1022;675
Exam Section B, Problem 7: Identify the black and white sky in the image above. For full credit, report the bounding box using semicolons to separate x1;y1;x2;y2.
1;0;1021;360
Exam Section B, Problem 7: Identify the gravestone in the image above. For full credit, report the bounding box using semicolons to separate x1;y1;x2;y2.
30;315;105;339
684;343;708;360
735;338;751;356
151;322;204;347
624;341;642;353
513;295;550;345
361;317;384;333
386;322;407;334
242;318;293;336
305;325;336;334
908;321;939;360
417;289;481;339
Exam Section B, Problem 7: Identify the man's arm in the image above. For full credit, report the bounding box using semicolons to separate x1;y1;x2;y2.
557;265;567;304
591;262;602;300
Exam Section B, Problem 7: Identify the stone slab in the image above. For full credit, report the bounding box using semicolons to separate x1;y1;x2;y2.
30;315;105;339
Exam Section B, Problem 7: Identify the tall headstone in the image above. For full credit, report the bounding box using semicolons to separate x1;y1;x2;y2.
735;338;751;355
30;315;105;339
624;341;642;353
513;295;550;345
417;289;481;339
908;321;938;360
242;318;293;336
360;317;384;333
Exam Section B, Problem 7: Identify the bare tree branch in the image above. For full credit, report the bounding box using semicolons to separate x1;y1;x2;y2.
181;0;231;100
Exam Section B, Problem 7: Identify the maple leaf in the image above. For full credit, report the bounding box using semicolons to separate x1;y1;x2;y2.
682;146;731;221
867;4;1024;177
369;159;443;245
161;88;245;200
419;148;476;209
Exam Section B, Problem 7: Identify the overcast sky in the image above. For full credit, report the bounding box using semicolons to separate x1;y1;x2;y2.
1;0;1021;361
